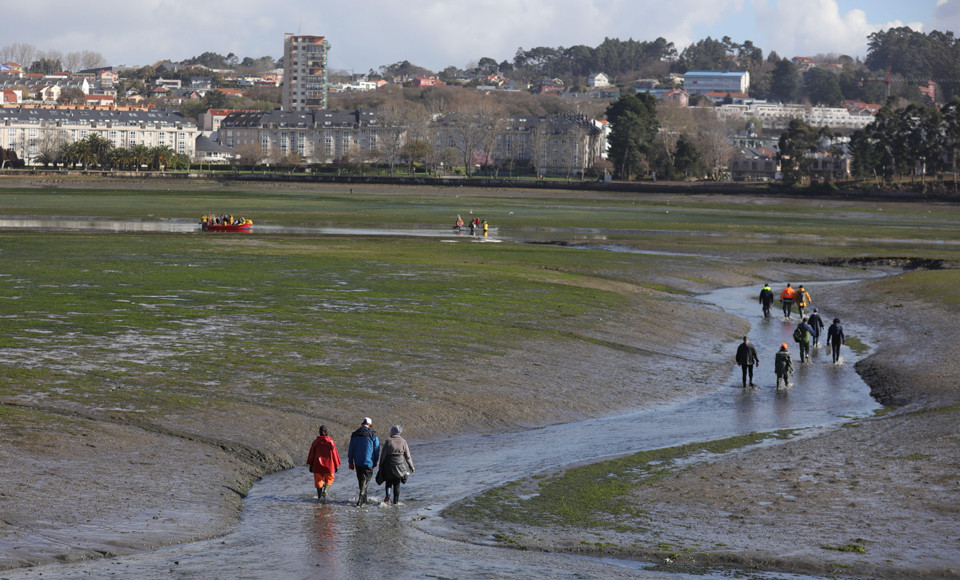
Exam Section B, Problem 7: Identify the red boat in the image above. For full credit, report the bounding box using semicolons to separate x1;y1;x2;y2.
201;222;252;232
200;215;253;232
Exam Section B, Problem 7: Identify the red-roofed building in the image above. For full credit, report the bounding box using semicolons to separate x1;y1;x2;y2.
215;88;246;98
1;89;20;104
413;77;442;87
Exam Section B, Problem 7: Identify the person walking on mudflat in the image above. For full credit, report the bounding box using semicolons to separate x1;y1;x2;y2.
796;285;813;318
826;317;846;363
735;336;760;388
807;308;825;347
794;317;813;363
775;343;795;389
780;283;797;318
758;284;775;318
307;425;341;501
348;417;380;507
376;425;415;505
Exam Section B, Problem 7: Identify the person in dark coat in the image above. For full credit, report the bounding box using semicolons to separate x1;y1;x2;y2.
735;336;760;388
775;343;795;389
306;425;341;501
795;318;813;363
347;417;380;507
758;284;775;318
807;308;825;347
826;317;846;363
376;425;415;505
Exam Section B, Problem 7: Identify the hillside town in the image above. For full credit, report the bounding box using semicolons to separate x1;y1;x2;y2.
0;30;952;183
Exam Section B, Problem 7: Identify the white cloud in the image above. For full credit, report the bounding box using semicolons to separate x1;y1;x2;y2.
931;0;960;31
752;0;888;59
0;0;941;71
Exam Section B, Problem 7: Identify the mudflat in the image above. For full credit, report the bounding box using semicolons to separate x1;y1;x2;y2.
0;177;957;577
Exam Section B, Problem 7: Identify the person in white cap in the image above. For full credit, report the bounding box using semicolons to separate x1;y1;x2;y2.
347;417;380;507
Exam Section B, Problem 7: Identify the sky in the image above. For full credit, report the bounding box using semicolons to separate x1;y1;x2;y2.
1;0;956;73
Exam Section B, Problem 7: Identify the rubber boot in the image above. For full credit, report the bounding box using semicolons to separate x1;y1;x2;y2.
317;486;324;500
359;479;369;506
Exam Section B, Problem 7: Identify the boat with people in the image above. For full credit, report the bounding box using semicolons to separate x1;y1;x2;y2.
201;214;252;232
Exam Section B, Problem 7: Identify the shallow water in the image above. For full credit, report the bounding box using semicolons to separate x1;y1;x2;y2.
1;217;956;249
7;281;878;579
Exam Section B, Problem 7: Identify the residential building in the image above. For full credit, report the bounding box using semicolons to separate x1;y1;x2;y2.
587;73;610;88
1;89;20;105
413;77;442;88
0;107;198;164
198;108;252;134
217;108;603;175
729;147;779;181
195;133;236;164
716;100;876;132
219;109;383;164
683;70;750;96
454;113;603;177
282;34;330;111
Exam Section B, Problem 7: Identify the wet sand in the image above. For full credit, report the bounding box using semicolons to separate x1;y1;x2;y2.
447;277;960;578
0;177;957;577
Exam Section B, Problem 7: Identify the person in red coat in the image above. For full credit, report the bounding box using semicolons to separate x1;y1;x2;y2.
307;425;341;500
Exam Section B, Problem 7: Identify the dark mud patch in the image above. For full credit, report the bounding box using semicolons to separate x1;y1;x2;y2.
783;256;955;270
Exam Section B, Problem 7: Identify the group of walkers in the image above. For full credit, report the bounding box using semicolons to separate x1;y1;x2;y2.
739;282;848;389
306;417;415;506
454;214;489;234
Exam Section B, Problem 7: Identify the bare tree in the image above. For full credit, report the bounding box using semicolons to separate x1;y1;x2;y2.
36;127;69;167
232;142;265;168
443;93;505;176
376;96;408;175
692;109;736;180
3;43;37;67
78;50;107;71
655;101;697;176
62;52;82;73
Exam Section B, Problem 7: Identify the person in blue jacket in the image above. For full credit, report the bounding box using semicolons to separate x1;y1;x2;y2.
347;417;380;507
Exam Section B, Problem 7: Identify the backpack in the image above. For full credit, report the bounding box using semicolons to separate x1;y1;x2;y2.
793;326;803;343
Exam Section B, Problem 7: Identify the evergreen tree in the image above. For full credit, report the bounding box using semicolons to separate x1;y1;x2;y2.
605;94;659;180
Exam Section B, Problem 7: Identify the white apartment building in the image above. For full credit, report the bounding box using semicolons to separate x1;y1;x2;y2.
683;71;750;96
716;101;875;132
0;107;198;164
282;34;330;112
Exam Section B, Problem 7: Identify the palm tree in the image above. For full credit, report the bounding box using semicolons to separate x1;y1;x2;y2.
129;144;151;171
82;134;114;168
147;145;175;171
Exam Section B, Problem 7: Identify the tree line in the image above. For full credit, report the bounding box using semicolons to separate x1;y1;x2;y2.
32;134;191;171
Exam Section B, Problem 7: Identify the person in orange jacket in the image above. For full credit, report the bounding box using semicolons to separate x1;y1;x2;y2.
780;283;797;318
307;425;341;501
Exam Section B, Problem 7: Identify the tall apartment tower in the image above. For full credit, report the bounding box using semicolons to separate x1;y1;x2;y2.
282;34;330;111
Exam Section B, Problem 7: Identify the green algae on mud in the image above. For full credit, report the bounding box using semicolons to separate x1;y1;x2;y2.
0;232;634;412
442;431;795;532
